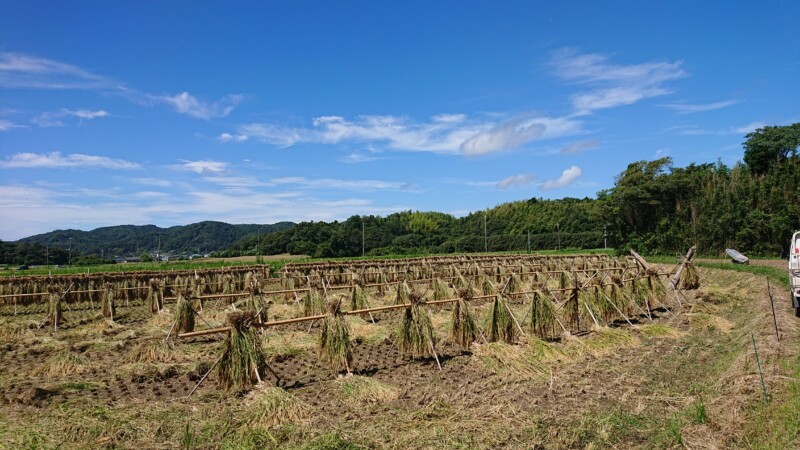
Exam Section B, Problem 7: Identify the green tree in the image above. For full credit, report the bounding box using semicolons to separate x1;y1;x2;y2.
743;123;800;175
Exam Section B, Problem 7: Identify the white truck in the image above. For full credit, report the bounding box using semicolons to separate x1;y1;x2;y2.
791;231;800;317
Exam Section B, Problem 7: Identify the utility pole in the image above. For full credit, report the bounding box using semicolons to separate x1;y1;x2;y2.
361;218;365;257
603;225;607;249
68;237;73;266
556;223;561;251
257;227;261;259
527;230;531;254
484;211;488;253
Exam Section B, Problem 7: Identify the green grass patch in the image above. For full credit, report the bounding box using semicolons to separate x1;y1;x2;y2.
1;259;291;278
50;381;103;393
694;261;790;285
741;353;800;448
4;248;614;278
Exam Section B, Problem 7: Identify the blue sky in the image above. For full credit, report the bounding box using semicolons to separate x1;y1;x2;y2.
1;1;798;240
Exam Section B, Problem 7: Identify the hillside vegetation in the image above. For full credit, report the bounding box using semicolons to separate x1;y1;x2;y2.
4;221;293;264
228;124;800;258
5;124;800;263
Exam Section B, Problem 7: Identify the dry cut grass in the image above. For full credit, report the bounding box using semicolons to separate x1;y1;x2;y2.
635;323;685;339
565;327;640;358
31;353;94;378
243;385;313;429
338;375;399;405
473;338;564;379
685;313;734;333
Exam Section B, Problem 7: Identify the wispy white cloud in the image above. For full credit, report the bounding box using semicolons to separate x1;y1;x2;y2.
132;191;170;199
223;50;684;154
69;109;109;119
2;52;247;123
149;92;243;120
668;121;766;136
175;160;229;174
340;151;382;163
202;175;273;188
551;49;686;115
496;174;534;189
460;116;581;155
271;176;305;184
559;139;598;154
231;113;581;155
132;177;172;188
217;132;249;143
540;165;582;190
0;119;26;131
0;52;112;90
237;123;303;147
570;86;668;113
661;100;737;114
271;176;418;192
31;108;110;127
0;152;140;170
732;121;765;134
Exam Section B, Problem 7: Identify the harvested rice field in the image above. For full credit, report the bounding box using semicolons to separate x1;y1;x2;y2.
0;254;798;449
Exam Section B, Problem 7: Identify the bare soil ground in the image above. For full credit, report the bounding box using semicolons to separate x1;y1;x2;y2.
0;267;798;449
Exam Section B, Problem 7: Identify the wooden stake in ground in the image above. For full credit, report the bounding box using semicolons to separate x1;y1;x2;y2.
629;249;652;275
45;284;64;331
147;278;163;315
102;283;116;321
670;246;697;289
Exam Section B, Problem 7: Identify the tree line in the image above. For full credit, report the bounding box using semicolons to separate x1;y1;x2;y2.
5;124;798;264
222;124;800;259
7;221;293;264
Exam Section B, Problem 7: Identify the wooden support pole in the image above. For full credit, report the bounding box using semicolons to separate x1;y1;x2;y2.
629;249;651;273
670;246;697;289
178;326;232;338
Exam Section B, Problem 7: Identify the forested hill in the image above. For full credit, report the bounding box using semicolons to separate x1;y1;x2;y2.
8;124;800;262
16;221;294;256
225;124;800;258
223;198;605;258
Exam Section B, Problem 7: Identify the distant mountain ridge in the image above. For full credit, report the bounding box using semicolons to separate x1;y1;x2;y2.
16;221;295;256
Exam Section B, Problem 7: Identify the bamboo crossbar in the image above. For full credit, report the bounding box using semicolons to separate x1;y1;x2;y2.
177;293;501;338
0;267;650;302
176;326;233;338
